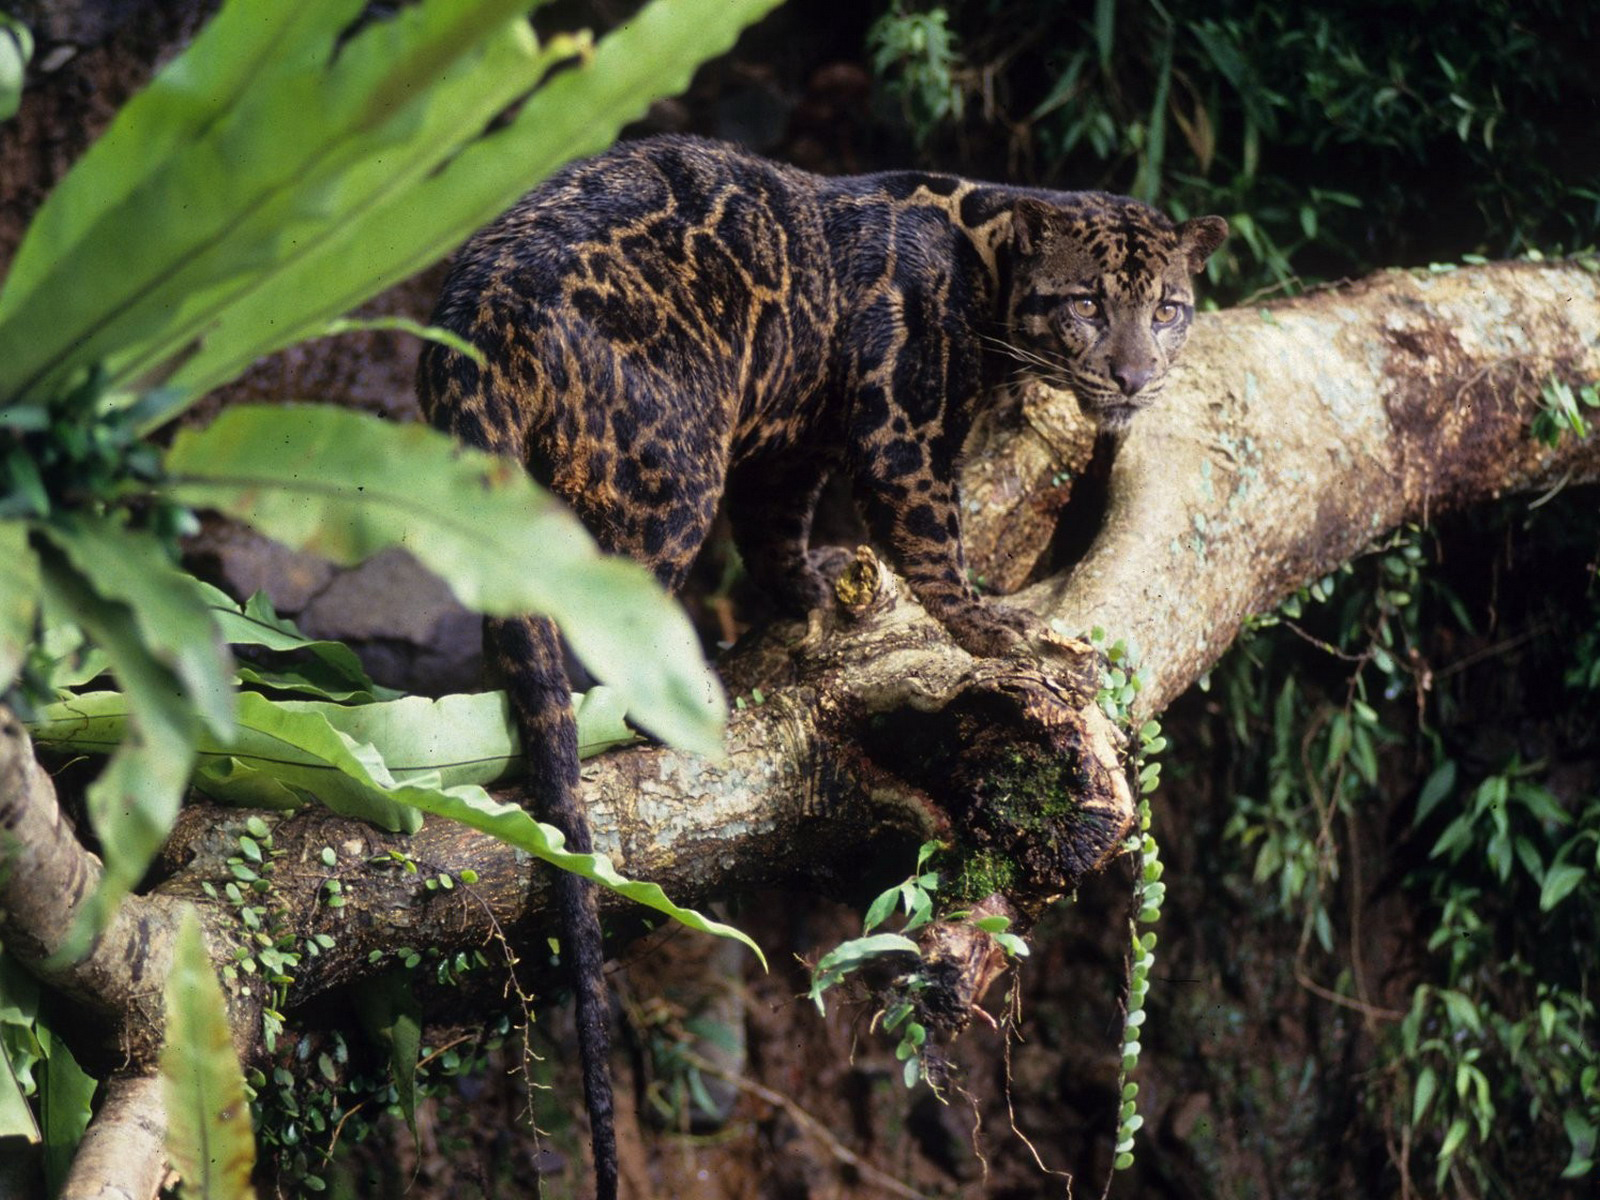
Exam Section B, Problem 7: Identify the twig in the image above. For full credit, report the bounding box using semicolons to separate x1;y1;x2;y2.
679;1048;933;1200
1293;970;1405;1021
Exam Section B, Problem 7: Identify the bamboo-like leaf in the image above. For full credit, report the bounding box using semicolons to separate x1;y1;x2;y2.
0;0;544;405
163;0;785;399
162;911;258;1200
0;519;38;691
164;405;724;757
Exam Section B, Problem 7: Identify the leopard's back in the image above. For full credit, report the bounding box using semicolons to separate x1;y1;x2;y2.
419;136;844;581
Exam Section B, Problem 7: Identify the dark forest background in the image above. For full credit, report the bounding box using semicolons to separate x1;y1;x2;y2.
2;2;1597;1196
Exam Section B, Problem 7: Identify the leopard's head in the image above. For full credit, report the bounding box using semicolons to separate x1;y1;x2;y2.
1002;196;1227;430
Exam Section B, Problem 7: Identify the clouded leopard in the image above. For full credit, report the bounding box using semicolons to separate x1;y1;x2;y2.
418;133;1226;1199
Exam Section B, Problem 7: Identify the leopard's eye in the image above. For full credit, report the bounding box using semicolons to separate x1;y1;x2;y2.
1153;301;1180;325
1067;296;1100;321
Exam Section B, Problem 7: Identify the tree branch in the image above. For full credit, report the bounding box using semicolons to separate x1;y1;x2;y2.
57;1073;167;1200
4;258;1596;1190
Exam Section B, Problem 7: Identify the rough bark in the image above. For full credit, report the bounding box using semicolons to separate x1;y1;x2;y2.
56;1073;168;1200
2;258;1597;1192
965;259;1600;718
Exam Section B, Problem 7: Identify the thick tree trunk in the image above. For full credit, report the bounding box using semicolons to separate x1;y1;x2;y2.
967;259;1600;718
3;258;1597;1193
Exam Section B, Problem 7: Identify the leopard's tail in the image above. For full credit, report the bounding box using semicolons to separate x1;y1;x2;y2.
491;613;617;1200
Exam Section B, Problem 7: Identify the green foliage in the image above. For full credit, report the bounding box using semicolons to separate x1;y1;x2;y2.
0;0;783;1181
0;955;96;1195
809;840;1028;1089
1080;627;1167;1175
867;2;964;144
1213;503;1600;1193
1532;375;1600;447
29;685;762;960
807;841;937;1018
866;0;1600;301
162;911;260;1200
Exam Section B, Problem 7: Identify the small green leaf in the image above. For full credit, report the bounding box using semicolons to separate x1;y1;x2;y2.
1412;1065;1437;1126
862;885;901;934
1539;862;1586;912
1415;760;1457;825
162;911;258;1199
1438;1116;1470;1163
993;932;1030;958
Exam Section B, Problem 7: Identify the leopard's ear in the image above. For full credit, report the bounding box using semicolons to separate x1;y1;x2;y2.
1177;215;1229;274
1011;198;1058;255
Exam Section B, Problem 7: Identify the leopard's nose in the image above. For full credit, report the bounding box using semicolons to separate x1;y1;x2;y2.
1111;361;1156;396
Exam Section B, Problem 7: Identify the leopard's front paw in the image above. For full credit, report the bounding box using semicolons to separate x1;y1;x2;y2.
941;601;1048;658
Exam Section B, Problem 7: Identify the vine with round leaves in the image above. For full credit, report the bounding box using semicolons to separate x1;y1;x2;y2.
1079;625;1166;1176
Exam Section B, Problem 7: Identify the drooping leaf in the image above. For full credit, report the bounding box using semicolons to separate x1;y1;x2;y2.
36;548;199;931
36;514;233;738
0;519;38;691
164;405;724;757
25;688;745;956
31;691;420;833
307;717;764;960
30;686;637;809
36;1023;95;1195
807;933;921;1014
161;911;258;1200
193;581;395;703
353;972;422;1141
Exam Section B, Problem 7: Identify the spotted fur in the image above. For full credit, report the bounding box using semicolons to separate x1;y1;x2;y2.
417;134;1225;1198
